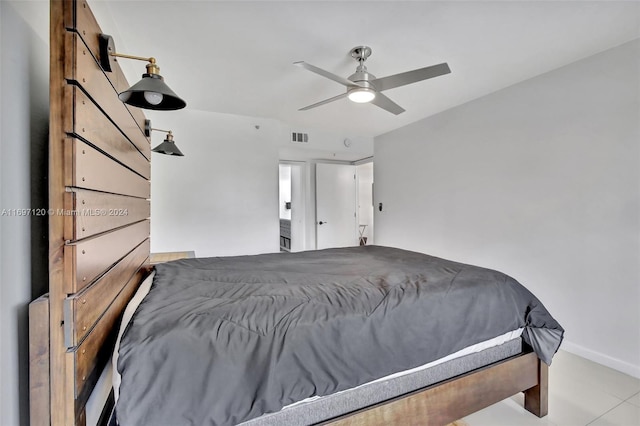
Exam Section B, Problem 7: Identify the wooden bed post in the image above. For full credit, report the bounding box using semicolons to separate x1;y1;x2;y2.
29;295;51;426
524;358;549;417
48;0;74;424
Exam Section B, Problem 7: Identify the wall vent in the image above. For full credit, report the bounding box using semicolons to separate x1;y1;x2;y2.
291;132;309;143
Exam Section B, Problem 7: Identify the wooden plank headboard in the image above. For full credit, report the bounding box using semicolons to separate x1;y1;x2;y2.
30;0;152;424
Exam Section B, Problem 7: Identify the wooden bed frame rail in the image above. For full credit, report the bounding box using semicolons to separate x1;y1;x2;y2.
324;351;547;426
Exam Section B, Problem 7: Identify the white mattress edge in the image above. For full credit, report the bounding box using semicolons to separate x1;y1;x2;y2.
112;270;155;403
283;327;524;409
85;358;113;426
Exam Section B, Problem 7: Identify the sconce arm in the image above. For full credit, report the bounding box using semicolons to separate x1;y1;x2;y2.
99;34;158;74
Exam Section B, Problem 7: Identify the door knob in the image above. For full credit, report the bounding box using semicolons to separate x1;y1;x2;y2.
318;221;327;225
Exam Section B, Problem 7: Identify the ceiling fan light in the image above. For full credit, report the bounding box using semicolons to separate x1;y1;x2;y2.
348;88;376;103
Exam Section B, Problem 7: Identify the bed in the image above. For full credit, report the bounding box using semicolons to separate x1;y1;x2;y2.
113;246;562;426
29;1;563;425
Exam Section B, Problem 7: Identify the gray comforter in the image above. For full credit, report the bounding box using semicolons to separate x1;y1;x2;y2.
116;246;563;426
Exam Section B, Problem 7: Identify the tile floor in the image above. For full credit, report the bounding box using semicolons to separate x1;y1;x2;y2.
460;350;640;426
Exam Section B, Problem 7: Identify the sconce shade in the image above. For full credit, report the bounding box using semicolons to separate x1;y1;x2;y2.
119;73;186;111
98;34;186;111
152;136;184;156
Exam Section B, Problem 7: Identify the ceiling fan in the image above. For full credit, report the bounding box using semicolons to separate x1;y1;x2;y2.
295;46;451;115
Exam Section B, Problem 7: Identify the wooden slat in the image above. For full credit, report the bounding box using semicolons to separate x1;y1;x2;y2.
64;220;150;294
69;265;149;408
63;189;150;241
69;0;148;133
65;31;150;159
64;239;150;347
69;86;150;179
50;0;78;424
30;295;51;426
325;352;540;426
66;138;150;199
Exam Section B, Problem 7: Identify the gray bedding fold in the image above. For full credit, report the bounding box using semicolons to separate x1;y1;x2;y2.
116;245;563;426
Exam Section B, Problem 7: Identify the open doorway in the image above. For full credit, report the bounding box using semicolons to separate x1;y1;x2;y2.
279;162;306;252
279;160;373;252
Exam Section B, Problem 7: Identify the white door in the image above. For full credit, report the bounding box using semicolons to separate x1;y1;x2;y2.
316;163;357;249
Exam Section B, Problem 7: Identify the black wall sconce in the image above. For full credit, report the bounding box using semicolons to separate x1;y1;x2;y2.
145;120;184;156
99;34;186;111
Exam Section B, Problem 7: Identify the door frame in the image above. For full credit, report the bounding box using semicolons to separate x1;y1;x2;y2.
354;156;376;245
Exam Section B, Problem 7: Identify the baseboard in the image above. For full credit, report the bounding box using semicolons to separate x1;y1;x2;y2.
562;340;640;379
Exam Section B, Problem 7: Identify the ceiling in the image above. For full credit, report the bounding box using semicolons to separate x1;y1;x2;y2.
26;1;640;138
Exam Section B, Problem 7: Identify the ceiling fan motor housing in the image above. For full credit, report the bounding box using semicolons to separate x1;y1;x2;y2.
348;46;376;95
348;71;375;88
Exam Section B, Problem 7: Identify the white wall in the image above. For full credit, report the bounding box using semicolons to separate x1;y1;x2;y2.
1;2;50;425
148;109;281;257
375;40;640;377
279;128;373;164
148;110;375;257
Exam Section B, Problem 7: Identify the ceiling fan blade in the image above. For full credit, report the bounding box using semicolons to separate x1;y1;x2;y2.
371;62;451;92
299;92;348;111
370;93;405;115
294;61;359;88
